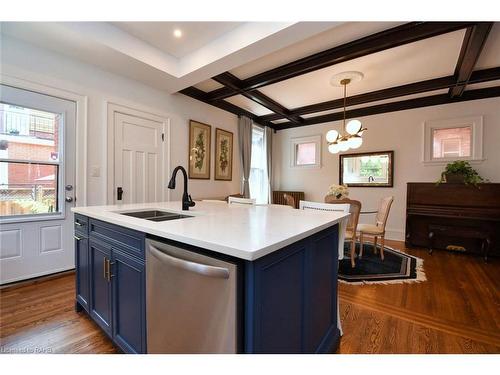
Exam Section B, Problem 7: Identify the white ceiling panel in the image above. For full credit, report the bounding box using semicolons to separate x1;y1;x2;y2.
193;79;224;92
273;89;450;124
476;23;500;70
231;22;402;79
257;30;466;109
112;22;242;59
225;95;274;116
464;79;500;91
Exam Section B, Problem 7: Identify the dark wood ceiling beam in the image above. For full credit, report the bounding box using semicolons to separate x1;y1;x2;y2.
449;23;493;98
179;86;269;127
260;76;456;122
212;72;303;125
275;86;500;130
259;66;500;122
206;22;476;101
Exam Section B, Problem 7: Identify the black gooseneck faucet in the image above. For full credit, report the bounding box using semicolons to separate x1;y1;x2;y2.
168;166;195;211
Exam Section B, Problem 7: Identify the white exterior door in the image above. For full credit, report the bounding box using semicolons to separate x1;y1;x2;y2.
113;111;166;204
0;85;76;284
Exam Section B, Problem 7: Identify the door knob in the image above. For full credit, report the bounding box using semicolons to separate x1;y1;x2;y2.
65;196;74;203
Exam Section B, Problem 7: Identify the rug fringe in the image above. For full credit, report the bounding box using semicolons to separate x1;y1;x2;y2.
339;242;427;286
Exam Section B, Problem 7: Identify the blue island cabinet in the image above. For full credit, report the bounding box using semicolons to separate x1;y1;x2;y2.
244;225;340;353
75;216;146;354
74;215;340;354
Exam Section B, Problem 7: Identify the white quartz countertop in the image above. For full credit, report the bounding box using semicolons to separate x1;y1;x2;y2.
72;201;349;261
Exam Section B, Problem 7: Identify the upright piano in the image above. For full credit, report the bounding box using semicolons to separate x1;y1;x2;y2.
406;182;500;258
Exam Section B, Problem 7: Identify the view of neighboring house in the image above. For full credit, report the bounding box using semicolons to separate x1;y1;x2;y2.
0;104;59;215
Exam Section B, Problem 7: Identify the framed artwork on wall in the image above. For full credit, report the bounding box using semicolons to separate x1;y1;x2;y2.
214;128;233;181
339;150;394;187
188;120;211;179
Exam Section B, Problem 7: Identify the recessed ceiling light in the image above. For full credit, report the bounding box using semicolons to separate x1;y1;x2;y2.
173;29;182;38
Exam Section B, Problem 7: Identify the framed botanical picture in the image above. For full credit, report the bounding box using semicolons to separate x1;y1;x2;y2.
214;128;233;181
188;120;211;179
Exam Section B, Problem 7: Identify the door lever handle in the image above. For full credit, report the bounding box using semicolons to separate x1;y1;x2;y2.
117;187;123;201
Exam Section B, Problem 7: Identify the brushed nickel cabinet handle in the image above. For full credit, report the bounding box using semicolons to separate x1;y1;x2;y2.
74;235;82;241
75;222;83;226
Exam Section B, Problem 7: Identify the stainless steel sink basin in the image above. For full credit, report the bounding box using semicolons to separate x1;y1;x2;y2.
119;210;191;222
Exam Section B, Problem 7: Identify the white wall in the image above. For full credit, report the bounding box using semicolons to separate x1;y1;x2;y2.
273;97;500;240
1;35;241;205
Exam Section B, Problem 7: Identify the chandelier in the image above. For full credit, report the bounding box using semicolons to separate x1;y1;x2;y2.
326;71;367;154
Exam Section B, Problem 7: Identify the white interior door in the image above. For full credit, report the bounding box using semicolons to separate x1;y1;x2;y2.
0;85;76;284
113;111;165;204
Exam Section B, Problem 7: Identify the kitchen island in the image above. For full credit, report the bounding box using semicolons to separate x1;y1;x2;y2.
71;201;349;354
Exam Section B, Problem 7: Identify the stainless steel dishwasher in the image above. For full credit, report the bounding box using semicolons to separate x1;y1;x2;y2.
146;239;238;353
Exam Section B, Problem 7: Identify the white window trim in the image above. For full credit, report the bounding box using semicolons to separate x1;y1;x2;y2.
422;115;484;166
290;135;322;169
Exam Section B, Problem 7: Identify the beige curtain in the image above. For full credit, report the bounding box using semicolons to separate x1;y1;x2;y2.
238;116;253;198
264;126;273;204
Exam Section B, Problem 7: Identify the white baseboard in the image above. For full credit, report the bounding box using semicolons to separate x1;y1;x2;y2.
384;228;405;242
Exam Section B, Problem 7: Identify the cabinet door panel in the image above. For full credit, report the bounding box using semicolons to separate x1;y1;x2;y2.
306;230;338;352
75;236;90;311
112;249;146;354
89;240;112;335
247;243;307;354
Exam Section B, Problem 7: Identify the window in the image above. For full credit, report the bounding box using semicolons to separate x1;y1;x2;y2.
423;116;483;164
432;126;471;158
290;135;321;168
249;125;268;204
0;103;61;216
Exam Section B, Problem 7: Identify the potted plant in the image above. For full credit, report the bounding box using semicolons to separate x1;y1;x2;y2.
437;161;486;186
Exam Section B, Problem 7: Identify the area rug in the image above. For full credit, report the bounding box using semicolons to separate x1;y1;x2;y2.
338;242;426;285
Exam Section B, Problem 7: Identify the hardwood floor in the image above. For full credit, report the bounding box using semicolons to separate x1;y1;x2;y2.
0;241;498;354
337;240;500;353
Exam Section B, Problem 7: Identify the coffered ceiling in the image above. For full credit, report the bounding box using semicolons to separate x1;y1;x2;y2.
182;22;500;130
1;21;499;130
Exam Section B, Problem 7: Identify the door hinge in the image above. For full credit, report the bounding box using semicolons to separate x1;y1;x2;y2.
161;133;165;141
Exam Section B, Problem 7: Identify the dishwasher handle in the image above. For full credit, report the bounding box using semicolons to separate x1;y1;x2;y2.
148;244;230;279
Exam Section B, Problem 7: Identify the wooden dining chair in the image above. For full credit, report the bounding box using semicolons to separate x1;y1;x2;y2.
283;193;296;208
325;196;362;268
357;196;394;261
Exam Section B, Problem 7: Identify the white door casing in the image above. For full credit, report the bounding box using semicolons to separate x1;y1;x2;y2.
107;104;169;204
0;85;76;284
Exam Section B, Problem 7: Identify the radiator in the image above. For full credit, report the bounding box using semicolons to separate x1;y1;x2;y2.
272;191;304;209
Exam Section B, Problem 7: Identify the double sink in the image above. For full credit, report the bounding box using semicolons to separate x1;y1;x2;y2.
119;210;192;222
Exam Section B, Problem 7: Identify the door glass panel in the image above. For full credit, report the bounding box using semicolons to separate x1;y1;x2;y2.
0;103;62;217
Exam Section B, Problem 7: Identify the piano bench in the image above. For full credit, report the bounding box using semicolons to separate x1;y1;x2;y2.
428;224;492;262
